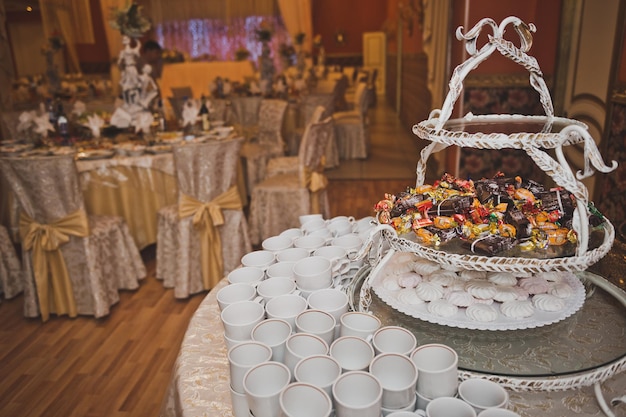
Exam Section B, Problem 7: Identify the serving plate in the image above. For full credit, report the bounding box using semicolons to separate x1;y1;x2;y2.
369;253;586;331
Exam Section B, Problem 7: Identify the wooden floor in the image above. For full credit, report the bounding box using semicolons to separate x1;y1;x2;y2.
0;99;426;417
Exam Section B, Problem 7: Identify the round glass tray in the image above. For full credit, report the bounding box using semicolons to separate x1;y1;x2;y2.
348;266;626;391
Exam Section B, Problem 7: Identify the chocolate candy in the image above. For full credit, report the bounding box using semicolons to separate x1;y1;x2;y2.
463;235;517;255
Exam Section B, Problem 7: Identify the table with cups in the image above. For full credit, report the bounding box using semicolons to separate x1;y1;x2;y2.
159;214;626;417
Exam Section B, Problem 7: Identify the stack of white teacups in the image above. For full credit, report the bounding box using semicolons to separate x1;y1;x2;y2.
219;215;516;417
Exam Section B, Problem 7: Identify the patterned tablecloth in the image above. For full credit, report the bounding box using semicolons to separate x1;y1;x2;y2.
159;270;626;417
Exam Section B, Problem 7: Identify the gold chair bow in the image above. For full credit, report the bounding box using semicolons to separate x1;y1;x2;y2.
302;157;328;214
19;209;89;322
178;185;243;290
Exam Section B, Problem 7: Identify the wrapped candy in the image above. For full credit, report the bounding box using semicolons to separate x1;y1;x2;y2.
463;235;517;255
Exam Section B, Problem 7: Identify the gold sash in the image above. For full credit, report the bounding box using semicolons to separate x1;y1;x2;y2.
178;185;243;290
302;161;328;214
19;209;89;322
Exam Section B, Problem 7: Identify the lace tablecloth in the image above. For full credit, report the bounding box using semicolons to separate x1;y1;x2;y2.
159;273;626;417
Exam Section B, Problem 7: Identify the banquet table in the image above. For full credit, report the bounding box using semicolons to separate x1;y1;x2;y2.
1;135;248;250
159;235;626;417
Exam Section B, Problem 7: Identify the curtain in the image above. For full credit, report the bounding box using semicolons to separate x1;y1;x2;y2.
39;0;95;74
422;0;451;109
276;0;313;52
147;0;278;24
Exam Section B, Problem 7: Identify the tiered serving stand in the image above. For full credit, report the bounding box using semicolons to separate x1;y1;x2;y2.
349;16;625;416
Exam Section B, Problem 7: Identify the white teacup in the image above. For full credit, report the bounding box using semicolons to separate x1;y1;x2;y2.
354;216;376;233
411;344;459;399
283;332;329;376
265;293;308;329
369;353;419;409
251;318;292;362
308;227;333;240
301;218;327;234
313;245;350;275
372;326;417;356
296;283;331;300
293;256;333;291
220;300;266;341
458;378;509;414
294;235;327;253
423;396;476;417
279;382;333;417
332;371;383;417
256;276;297;302
331;233;363;254
293;354;342;398
299;213;324;226
307;288;349;323
216;282;257;311
230;384;250;417
381;395;417;416
280;227;304;241
385;411;419;417
295;309;336;346
228;341;273;393
328;217;354;237
277;247;311;263
227;266;265;286
262;235;294;252
477;409;521;417
265;261;296;279
243;361;292;417
339;311;381;340
330;336;375;372
241;250;275;270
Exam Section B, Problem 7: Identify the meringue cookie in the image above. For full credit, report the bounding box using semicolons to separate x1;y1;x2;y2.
459;269;487;281
466;304;498;322
518;277;550;294
396;288;425;305
415;282;444;302
427;270;458;287
500;300;535;318
427;299;458;317
445;290;476;307
410;259;441;275
465;280;497;300
397;271;423;288
549;281;574;298
493;286;521;303
534;271;565;282
382;276;402;291
532;294;565;312
487;272;518;287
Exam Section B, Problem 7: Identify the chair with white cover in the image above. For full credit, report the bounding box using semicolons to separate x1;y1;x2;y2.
240;98;289;191
0;155;146;321
333;82;371;159
0;224;22;299
248;117;333;245
156;138;252;298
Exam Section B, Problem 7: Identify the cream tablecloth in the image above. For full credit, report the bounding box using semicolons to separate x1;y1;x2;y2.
159;275;626;417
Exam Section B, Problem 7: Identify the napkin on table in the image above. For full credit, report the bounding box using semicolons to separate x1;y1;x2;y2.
84;113;105;138
182;99;200;127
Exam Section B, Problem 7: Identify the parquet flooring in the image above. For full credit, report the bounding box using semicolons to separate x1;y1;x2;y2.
0;99;429;417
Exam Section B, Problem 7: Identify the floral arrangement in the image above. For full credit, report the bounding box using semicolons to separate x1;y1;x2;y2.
313;34;323;48
109;2;151;38
279;43;296;59
41;33;65;55
235;47;251;61
255;21;273;42
294;32;306;45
